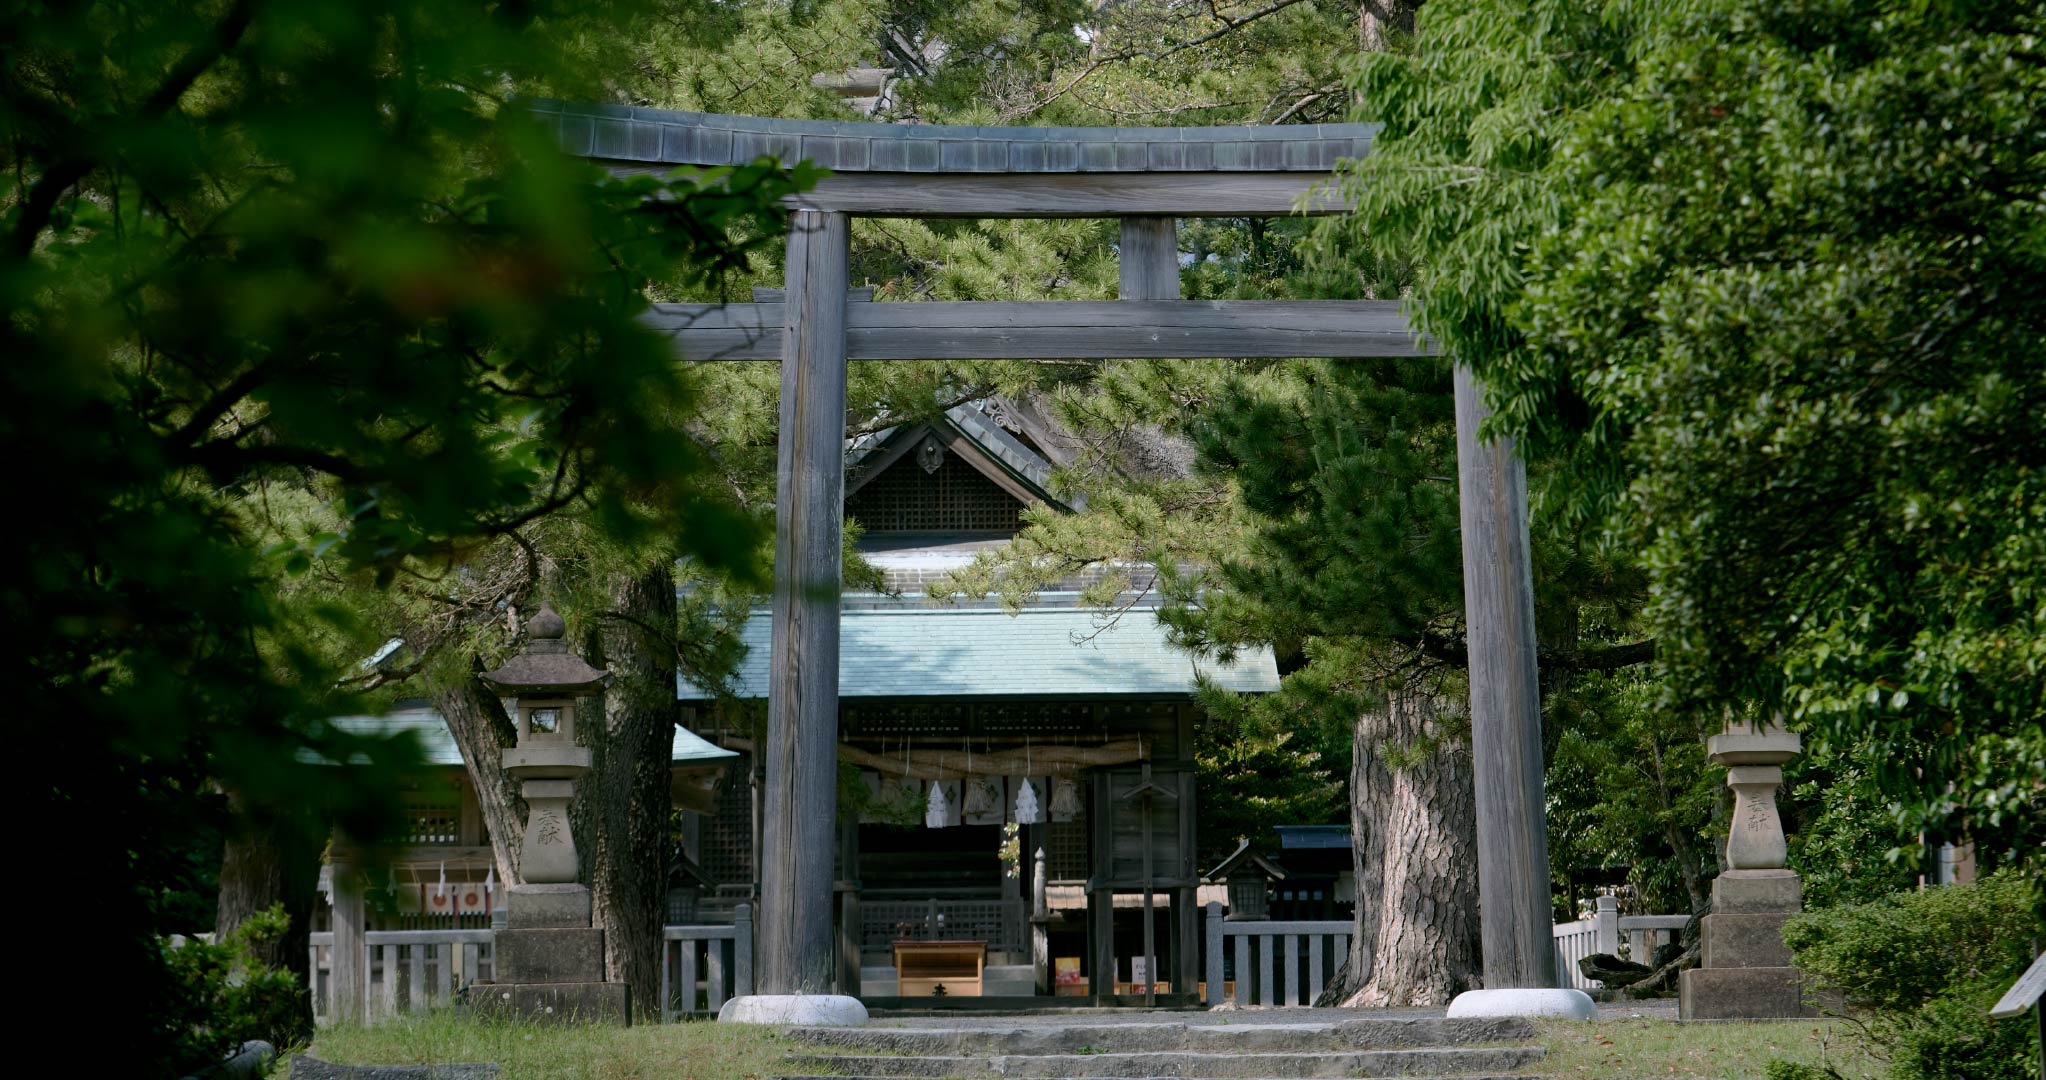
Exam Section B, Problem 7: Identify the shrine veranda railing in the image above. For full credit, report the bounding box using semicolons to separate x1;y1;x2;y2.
859;898;1027;956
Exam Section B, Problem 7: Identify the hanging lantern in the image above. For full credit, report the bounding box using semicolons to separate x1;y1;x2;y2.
925;780;951;829
1014;779;1041;825
1049;777;1081;821
963;775;1000;817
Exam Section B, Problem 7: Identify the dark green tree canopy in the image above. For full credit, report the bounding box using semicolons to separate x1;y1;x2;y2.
5;1;805;1070
1344;0;2044;882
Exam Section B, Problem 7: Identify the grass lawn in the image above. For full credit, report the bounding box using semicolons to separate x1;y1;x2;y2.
288;1011;792;1080
288;1009;1889;1079
1537;1016;1882;1078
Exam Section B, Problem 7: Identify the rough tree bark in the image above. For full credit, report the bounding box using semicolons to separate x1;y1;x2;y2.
214;792;322;1035
1318;700;1391;1004
577;563;678;1019
1318;676;1482;1006
437;674;524;885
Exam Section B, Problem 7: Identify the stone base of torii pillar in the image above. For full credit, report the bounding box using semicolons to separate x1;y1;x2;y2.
1680;724;1823;1020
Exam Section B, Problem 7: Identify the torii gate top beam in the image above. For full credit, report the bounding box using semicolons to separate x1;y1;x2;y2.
531;98;1371;217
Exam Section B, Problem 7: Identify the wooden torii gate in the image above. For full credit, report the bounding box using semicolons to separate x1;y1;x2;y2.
538;99;1559;998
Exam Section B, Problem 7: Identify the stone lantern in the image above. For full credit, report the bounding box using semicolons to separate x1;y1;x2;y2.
1207;840;1287;921
484;603;605;885
473;602;629;1023
1680;718;1820;1021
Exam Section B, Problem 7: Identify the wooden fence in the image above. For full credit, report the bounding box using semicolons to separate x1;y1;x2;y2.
308;908;753;1024
1203;902;1350;1007
1551;895;1690;991
1201;897;1691;1005
309;928;495;1024
661;904;754;1021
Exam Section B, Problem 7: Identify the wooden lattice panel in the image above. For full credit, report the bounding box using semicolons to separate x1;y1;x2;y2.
698;757;753;888
1046;814;1089;882
846;450;1022;533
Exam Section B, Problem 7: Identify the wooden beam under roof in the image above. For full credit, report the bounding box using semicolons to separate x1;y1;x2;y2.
641;299;1428;361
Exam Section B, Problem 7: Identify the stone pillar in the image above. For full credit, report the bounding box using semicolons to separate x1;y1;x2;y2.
1031;847;1051;997
1680;722;1820;1020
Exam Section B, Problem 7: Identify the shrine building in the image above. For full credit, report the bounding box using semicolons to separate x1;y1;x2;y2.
328;397;1278;1004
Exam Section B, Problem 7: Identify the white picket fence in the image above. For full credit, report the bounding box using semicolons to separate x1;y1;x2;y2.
308;910;753;1024
1198;896;1691;1005
1552;895;1690;991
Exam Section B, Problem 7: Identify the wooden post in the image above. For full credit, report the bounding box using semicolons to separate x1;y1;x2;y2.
1174;718;1198;999
836;817;860;995
329;844;366;1023
1119;217;1180;301
760;209;850;995
1088;771;1114;1000
1205;902;1225;1006
733;902;755;997
1595;894;1621;956
1452;364;1559;989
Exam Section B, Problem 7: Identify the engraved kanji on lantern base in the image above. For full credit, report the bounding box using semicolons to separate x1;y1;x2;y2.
1680;720;1822;1021
466;604;629;1025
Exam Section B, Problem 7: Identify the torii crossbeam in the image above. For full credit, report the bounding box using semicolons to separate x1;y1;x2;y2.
537;100;1558;1000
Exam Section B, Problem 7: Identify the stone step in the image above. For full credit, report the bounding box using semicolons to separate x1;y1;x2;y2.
784;1018;1536;1056
780;1046;1545;1078
776;1076;1542;1080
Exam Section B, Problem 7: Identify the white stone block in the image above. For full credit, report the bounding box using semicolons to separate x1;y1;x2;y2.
716;994;869;1026
1447;988;1597;1021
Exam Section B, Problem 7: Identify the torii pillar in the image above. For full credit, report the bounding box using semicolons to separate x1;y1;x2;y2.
1450;366;1571;1010
758;209;851;998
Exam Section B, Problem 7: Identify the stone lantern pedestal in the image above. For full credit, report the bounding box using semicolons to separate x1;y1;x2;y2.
467;604;630;1025
1679;724;1820;1020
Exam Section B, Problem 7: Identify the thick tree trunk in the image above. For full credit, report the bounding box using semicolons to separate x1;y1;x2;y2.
1320;677;1482;1006
437;675;524;885
578;564;677;1019
1347;685;1480;1004
214;793;321;1036
1317;698;1391;1004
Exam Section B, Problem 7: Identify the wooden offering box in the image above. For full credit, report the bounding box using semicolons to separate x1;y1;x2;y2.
894;940;987;998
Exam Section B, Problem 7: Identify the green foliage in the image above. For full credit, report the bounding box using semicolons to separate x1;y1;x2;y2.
1785;745;1920;910
1342;0;2046;886
1766;1062;1840;1080
1192;683;1344;862
1783;872;2040;1080
160;907;307;1072
1546;670;1716;914
4;1;805;1072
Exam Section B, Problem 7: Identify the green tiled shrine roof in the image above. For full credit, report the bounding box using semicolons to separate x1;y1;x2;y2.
676;605;1280;700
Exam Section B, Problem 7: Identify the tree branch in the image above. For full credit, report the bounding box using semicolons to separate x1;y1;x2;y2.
6;0;259;259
